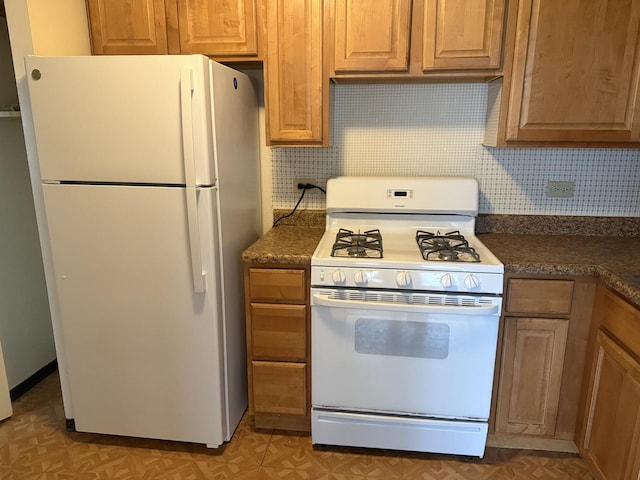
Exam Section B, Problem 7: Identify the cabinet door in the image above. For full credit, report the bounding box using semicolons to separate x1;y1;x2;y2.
496;317;569;436
265;0;327;145
176;0;259;57
87;0;169;54
506;0;640;142
581;331;640;480
422;0;504;71
333;0;412;72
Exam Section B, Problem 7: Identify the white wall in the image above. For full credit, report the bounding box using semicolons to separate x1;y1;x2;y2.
4;0;90;398
270;83;640;217
0;14;54;389
0;15;17;107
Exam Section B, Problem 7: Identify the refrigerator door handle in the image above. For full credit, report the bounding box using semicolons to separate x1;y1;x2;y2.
181;68;206;293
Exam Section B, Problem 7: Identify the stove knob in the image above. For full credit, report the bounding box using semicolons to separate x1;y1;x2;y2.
440;273;454;288
332;269;347;285
396;271;412;287
354;270;368;286
464;274;480;289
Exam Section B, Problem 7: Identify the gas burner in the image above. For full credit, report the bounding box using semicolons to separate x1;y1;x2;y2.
331;228;383;258
416;230;481;263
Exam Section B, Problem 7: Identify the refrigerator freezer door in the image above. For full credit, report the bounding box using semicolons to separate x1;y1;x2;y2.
42;183;227;445
26;55;215;186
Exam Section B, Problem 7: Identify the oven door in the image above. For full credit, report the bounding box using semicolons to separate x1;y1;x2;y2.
311;288;501;420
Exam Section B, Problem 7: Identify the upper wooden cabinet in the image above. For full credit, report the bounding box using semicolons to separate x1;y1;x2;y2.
329;0;506;78
175;0;259;56
264;0;328;146
87;0;264;60
423;0;504;71
486;0;640;146
333;0;412;72
87;0;170;54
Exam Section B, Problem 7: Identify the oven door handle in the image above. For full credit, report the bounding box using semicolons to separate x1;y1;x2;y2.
312;293;500;315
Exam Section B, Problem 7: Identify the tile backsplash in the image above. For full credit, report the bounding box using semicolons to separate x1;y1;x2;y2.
270;83;640;216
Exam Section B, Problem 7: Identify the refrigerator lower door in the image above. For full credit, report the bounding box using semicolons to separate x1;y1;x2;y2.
42;183;228;446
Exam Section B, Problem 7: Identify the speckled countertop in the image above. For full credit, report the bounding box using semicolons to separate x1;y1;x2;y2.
243;212;640;308
479;234;640;307
242;226;325;265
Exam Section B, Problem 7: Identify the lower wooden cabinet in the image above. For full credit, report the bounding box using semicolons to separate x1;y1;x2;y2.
578;285;640;480
250;304;306;360
244;264;311;431
252;361;308;416
496;317;568;436
490;275;596;450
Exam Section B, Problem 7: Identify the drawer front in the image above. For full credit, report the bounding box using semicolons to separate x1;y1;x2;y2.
597;286;640;360
249;268;306;304
506;279;574;315
251;304;307;361
252;361;307;415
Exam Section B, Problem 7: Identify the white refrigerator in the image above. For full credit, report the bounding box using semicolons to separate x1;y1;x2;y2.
25;55;261;447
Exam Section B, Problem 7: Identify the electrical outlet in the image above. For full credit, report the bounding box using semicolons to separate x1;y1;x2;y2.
546;181;575;198
293;178;316;193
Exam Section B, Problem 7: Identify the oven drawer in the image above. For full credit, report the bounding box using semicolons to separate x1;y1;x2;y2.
252;361;308;416
248;268;307;304
506;279;574;315
250;304;307;361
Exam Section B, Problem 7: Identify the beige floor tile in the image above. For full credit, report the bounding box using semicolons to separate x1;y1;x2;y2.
0;372;595;480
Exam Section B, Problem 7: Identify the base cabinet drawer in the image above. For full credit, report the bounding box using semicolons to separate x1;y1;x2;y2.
251;304;307;361
248;268;307;303
252;361;308;416
506;279;574;315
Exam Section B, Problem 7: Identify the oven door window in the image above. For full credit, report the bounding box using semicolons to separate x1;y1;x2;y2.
354;318;450;359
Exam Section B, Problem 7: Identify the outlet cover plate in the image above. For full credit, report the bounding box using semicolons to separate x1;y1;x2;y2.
293;178;316;193
547;181;574;198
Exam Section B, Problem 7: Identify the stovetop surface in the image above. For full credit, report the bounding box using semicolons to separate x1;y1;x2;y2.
312;214;503;274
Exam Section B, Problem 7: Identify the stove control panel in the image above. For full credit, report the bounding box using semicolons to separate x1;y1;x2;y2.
311;267;503;295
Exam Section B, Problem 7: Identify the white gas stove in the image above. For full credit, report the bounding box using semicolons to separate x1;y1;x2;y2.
310;176;504;457
311;176;503;294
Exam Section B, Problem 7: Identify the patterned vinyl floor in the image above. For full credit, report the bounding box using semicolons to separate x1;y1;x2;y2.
0;372;594;479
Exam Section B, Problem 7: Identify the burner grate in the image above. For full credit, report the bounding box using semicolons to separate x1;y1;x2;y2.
331;228;383;258
416;230;480;263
